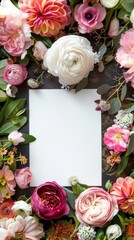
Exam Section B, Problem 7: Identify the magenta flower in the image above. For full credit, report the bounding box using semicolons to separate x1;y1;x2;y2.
31;181;69;220
74;3;106;34
103;125;130;153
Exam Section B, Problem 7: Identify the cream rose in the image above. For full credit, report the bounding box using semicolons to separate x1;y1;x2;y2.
100;0;120;8
43;35;99;86
75;187;118;227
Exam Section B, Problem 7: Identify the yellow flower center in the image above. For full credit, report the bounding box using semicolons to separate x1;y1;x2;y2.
114;134;122;141
0;178;6;186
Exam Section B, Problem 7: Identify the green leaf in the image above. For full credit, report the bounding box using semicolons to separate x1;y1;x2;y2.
9;159;16;172
117;214;126;230
97;84;111;95
104;9;114;31
98;43;107;61
0;90;7;102
4;98;26;120
0;77;7;90
22;133;36;144
75;77;88;93
0;116;27;135
0;97;12;126
16;108;27;116
72;182;89;196
126;133;134;156
63;187;77;210
125;104;134;113
108;98;121;115
121;0;134;12
120;84;127;101
118;8;129;20
94;229;105;240
0;59;7;69
117;156;129;176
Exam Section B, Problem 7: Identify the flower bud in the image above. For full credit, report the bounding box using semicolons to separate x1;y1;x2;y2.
27;78;40;89
108;18;120;38
100;0;120;8
130;9;134;27
106;224;122;240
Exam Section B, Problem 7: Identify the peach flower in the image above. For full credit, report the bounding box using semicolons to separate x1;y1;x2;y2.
15;167;32;189
19;0;71;37
75;187;118;227
110;177;134;214
103;125;130;153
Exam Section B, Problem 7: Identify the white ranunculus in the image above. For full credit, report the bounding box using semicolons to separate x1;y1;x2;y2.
43;35;99;86
130;9;134;27
12;200;32;217
100;0;120;8
106;224;122;240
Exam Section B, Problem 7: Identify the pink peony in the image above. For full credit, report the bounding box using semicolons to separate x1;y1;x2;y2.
108;18;120;38
115;28;134;88
0;166;16;201
3;64;28;86
0;0;33;58
110;177;134;214
103;125;130;153
74;3;106;34
75;187;118;227
31;181;70;220
19;0;71;37
15;167;32;189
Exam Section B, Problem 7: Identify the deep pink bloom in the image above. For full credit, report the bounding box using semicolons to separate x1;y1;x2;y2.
19;0;71;37
74;3;106;34
15;167;32;189
31;181;70;220
103;125;130;153
75;187;118;227
3;64;28;86
110;177;134;214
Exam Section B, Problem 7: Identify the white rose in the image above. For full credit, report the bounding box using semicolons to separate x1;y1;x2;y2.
12;200;32;217
43;35;99;86
100;0;120;8
106;224;122;240
130;9;134;27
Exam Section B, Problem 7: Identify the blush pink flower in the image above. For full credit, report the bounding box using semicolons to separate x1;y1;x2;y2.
33;41;48;61
75;187;118;227
8;131;25;146
74;3;106;34
0;166;16;201
15;167;32;189
108;18;120;38
19;0;71;37
103;125;130;153
115;28;134;88
110;177;134;214
3;64;28;86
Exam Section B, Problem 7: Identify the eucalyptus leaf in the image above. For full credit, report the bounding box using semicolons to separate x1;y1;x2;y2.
63;187;77;210
104;9;114;31
0;116;27;135
97;84;111;95
117;156;129;176
75;77;88;93
118;8;129;20
108;98;121;115
120;84;127;101
121;0;134;13
126;133;134;156
98;43;107;61
22;133;36;144
0;59;7;69
4;98;26;120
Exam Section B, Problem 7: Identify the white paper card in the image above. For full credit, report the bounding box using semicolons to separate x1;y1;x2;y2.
29;89;101;186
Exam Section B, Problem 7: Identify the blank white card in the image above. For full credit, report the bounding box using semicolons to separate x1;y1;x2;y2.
29;89;102;186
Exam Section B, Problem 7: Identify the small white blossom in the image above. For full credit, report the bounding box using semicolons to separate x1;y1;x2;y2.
98;100;110;111
77;224;96;240
6;84;18;98
27;78;40;88
12;200;32;217
114;110;134;128
106;224;122;240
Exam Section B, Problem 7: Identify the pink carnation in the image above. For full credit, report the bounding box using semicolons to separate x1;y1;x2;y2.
103;125;130;153
110;177;134;214
115;28;134;88
15;167;32;189
74;3;106;34
3;64;28;86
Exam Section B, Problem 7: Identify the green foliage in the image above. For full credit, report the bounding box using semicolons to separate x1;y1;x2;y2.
108;97;121;115
75;77;89;93
121;0;134;13
126;133;134;156
118;8;129;20
0;90;7;102
22;133;36;144
4;98;26;120
99;43;107;61
72;182;89;196
120;84;127;101
94;229;105;240
117;156;129;176
97;84;112;95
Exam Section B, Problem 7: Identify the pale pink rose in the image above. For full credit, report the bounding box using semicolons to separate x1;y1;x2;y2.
3;64;27;86
75;187;118;227
108;18;120;38
0;166;16;201
33;41;48;61
123;67;134;88
74;3;106;34
15;167;32;189
110;177;134;214
19;0;71;37
8;131;25;145
103;125;130;153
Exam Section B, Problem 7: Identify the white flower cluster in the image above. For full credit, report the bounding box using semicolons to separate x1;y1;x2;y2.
114;110;134;129
77;224;96;240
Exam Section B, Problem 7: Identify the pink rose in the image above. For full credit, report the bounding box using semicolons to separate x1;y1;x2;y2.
75;187;118;227
15;167;32;189
110;177;134;214
31;181;70;220
103;125;130;153
108;18;120;38
74;3;106;34
3;64;28;86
